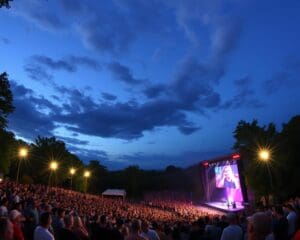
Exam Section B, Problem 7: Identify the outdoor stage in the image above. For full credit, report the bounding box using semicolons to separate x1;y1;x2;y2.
204;201;244;212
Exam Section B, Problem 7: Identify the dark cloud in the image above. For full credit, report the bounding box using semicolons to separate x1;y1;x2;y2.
178;126;201;135
13;1;65;31
263;58;300;95
24;64;53;82
143;84;166;99
221;77;263;109
78;13;134;55
56;136;89;146
27;55;101;73
101;92;117;101
8;82;58;139
107;61;143;85
170;57;222;110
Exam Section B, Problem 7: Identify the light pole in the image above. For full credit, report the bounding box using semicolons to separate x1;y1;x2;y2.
69;168;76;190
258;149;273;190
48;161;58;189
16;148;28;184
83;170;91;193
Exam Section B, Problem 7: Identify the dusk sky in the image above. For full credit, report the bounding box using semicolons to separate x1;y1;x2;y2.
1;0;300;170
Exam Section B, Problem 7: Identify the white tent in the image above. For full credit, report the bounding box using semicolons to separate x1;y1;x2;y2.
102;189;126;199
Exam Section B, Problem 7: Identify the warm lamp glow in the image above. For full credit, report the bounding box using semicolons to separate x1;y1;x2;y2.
258;149;270;162
49;161;58;171
84;171;91;178
19;148;28;158
70;168;76;175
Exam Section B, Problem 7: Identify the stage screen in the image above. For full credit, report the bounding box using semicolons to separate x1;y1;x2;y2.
202;161;244;203
215;164;241;189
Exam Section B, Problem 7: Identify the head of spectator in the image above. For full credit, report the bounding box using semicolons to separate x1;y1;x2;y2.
100;214;107;227
141;220;150;233
58;208;65;219
40;212;52;229
131;219;141;234
64;214;74;230
273;205;285;219
9;210;22;224
227;213;237;225
0;218;13;240
247;212;272;240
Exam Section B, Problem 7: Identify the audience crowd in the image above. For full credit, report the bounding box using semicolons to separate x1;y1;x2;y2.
0;180;300;240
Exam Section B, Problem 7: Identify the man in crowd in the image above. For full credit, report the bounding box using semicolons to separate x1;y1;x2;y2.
0;217;14;240
247;212;272;240
285;204;297;238
272;205;288;240
220;213;242;240
141;220;160;240
9;210;25;240
34;212;55;240
57;214;80;240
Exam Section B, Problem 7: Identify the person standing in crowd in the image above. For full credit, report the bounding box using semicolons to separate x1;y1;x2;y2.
52;208;65;236
141;220;160;240
34;212;55;240
220;213;242;240
126;219;147;240
57;214;80;240
110;218;125;240
247;212;272;240
72;216;89;240
272;206;288;240
0;198;9;217
0;218;14;240
285;204;298;238
9;210;25;240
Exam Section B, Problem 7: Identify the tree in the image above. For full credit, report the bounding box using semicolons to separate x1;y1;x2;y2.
0;0;12;8
233;120;279;200
0;129;17;174
0;72;14;129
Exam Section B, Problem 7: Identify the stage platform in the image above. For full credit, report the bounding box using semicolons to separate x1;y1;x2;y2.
204;201;244;212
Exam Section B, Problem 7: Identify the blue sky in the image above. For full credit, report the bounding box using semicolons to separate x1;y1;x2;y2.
1;0;300;170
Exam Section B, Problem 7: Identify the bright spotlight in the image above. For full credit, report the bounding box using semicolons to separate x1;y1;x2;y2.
258;149;270;162
84;171;91;178
19;148;28;158
49;161;58;171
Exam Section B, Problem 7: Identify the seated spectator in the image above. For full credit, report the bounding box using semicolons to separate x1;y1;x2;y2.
0;218;14;240
34;212;54;240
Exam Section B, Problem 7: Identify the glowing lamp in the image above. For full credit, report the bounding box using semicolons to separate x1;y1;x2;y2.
259;149;270;162
84;171;91;178
70;168;76;175
49;161;58;171
19;148;28;158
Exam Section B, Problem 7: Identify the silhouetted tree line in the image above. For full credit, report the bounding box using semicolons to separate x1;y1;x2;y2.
1;71;300;200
